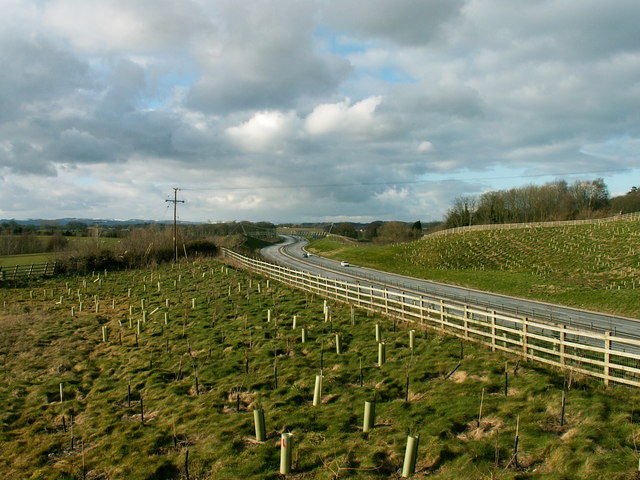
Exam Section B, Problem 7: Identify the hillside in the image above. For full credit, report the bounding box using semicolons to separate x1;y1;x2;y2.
307;219;640;318
2;260;640;479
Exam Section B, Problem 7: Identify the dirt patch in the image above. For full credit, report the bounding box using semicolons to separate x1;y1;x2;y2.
407;391;426;402
449;370;468;383
223;390;256;413
321;393;340;404
458;417;504;441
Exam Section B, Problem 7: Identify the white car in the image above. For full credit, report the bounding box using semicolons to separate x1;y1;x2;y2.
340;261;350;267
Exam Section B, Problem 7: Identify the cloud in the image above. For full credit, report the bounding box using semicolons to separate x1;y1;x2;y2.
43;0;211;53
321;0;466;46
305;96;390;139
2;0;640;223
417;141;434;153
186;0;350;112
226;111;299;153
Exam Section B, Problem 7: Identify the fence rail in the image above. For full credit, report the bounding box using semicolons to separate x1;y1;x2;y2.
0;262;57;281
223;248;640;388
425;211;640;239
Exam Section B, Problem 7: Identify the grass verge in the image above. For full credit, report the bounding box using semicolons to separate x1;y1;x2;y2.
308;219;640;318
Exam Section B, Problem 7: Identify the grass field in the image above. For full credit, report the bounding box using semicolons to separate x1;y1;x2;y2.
308;220;640;318
0;237;120;269
2;260;640;479
0;252;55;267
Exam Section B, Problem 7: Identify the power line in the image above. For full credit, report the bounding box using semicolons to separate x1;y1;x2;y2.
165;188;185;262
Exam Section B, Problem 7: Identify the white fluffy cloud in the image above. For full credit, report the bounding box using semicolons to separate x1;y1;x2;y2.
305;96;389;139
226;111;298;153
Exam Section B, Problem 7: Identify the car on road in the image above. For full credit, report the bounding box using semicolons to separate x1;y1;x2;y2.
340;261;350;267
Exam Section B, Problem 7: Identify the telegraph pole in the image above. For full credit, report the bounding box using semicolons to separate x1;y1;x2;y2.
166;188;184;262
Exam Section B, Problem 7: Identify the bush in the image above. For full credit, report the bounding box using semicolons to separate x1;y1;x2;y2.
58;248;124;274
56;227;221;274
185;239;218;257
45;232;68;252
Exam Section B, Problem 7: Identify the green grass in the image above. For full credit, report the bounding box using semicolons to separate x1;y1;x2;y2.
0;252;55;267
241;235;280;252
308;219;640;318
2;260;640;479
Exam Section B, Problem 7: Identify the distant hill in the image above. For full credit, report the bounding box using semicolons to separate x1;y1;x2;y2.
0;218;201;227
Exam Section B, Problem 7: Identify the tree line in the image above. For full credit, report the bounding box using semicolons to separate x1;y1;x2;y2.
444;179;640;228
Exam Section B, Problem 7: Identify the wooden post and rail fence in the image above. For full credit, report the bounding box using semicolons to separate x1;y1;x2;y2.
0;262;57;281
223;248;640;388
425;211;640;239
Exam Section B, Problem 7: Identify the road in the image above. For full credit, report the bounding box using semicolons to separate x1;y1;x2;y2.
261;235;640;340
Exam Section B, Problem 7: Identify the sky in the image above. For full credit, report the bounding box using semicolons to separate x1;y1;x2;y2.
1;0;639;224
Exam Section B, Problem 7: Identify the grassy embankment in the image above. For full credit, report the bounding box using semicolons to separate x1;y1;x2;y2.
3;260;640;479
307;219;640;318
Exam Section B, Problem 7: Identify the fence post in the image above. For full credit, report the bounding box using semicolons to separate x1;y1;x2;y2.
370;286;374;311
463;305;469;338
560;325;566;367
491;311;497;352
604;332;611;387
440;300;445;333
522;317;529;360
384;288;389;313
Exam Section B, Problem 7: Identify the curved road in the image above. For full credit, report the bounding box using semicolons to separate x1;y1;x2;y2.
262;235;640;340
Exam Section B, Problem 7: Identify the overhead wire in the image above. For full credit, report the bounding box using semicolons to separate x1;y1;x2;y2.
178;167;629;192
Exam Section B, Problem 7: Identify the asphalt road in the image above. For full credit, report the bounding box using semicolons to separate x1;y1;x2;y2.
261;235;640;340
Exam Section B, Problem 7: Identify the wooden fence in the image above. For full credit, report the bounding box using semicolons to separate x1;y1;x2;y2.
0;262;57;281
425;211;640;239
224;248;640;388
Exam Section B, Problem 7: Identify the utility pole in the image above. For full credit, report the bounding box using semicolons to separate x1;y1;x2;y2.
166;188;184;263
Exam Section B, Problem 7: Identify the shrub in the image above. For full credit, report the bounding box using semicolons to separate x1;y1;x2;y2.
185;239;218;258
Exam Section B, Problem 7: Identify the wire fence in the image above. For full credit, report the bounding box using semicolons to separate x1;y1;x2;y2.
224;248;640;388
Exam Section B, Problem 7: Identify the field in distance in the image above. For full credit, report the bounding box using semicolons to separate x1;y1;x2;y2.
307;219;640;318
0;236;120;267
1;260;640;479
